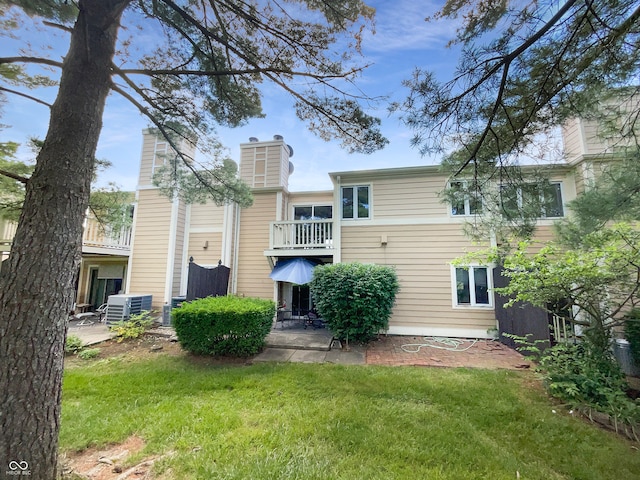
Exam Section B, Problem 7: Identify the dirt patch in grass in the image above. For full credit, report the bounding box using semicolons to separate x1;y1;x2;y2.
64;332;250;367
59;435;155;479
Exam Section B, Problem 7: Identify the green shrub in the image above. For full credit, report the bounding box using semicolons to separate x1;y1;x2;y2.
538;342;639;427
309;262;399;343
172;295;274;357
109;311;154;342
77;348;100;360
65;334;84;355
624;308;640;365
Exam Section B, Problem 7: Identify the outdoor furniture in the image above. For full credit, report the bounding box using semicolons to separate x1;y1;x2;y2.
75;303;92;314
70;312;97;326
276;309;293;328
304;311;324;329
96;303;108;323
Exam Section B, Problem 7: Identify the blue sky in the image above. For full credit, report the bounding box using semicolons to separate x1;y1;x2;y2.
0;1;461;192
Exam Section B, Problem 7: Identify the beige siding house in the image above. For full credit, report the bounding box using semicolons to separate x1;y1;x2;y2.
1;106;624;334
114;120;619;338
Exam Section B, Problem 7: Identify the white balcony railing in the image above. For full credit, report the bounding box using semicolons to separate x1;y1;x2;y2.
0;217;131;254
0;219;17;252
270;219;333;250
82;219;132;252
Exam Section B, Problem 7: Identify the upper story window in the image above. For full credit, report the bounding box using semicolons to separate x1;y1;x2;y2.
500;182;564;219
453;265;492;307
450;181;482;216
294;205;332;220
341;185;370;219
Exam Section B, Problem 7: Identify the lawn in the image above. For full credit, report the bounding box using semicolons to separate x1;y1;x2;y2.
61;355;640;479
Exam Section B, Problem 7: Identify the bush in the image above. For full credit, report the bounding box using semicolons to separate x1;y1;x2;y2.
172;295;274;357
65;334;84;355
77;348;100;360
109;311;154;342
309;262;399;343
624;309;640;365
537;342;639;429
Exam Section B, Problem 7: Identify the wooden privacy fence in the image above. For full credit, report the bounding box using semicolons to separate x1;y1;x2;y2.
493;266;574;352
186;258;230;301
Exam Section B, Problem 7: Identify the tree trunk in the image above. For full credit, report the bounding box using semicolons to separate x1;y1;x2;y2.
0;1;129;478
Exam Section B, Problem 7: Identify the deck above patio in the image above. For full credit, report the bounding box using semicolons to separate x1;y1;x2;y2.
269;219;334;251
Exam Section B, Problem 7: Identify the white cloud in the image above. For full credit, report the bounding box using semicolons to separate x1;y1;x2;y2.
364;1;454;53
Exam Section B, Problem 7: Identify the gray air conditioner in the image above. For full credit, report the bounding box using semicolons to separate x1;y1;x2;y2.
105;294;153;324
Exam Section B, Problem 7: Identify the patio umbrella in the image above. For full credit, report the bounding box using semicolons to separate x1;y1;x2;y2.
269;258;320;285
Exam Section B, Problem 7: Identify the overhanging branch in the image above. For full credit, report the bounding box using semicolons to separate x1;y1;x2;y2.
0;87;52;108
0;169;29;184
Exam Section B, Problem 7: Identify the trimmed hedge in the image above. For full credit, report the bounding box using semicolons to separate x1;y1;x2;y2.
309;262;399;343
172;295;275;357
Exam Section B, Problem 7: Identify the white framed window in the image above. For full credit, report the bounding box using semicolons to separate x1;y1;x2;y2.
500;182;564;219
341;185;370;219
450;180;482;216
451;265;493;307
293;205;333;220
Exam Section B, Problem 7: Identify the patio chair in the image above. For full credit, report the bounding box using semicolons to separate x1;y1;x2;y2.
276;309;292;328
304;310;324;329
96;303;108;323
70;311;97;326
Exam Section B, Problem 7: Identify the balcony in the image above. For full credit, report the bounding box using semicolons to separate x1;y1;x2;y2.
82;219;132;255
269;219;334;251
0;219;17;253
0;217;131;256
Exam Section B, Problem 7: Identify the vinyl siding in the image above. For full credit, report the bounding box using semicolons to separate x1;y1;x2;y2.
186;203;226;268
189;202;225;229
239;141;290;189
128;189;173;307
137;135;157;186
172;201;187;297
340;223;496;333
561;119;584;163
188;232;224;266
235;192;277;299
138;130;197;187
371;175;448;219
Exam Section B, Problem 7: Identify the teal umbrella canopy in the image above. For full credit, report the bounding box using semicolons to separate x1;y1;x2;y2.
269;258;320;285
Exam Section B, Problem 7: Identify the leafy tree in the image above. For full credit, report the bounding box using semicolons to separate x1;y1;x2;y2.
498;223;640;354
556;151;640;246
0;139;134;230
0;1;386;478
149;128;252;207
396;0;640;239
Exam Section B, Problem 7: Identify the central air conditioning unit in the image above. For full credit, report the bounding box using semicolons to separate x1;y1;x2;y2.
105;294;153;324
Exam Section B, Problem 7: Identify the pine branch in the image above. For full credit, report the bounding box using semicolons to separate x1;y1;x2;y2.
0;168;29;184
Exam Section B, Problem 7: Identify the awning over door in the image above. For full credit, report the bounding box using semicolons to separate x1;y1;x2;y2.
269;258;321;285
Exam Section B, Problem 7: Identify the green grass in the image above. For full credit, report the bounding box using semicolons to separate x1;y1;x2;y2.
61;356;640;479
